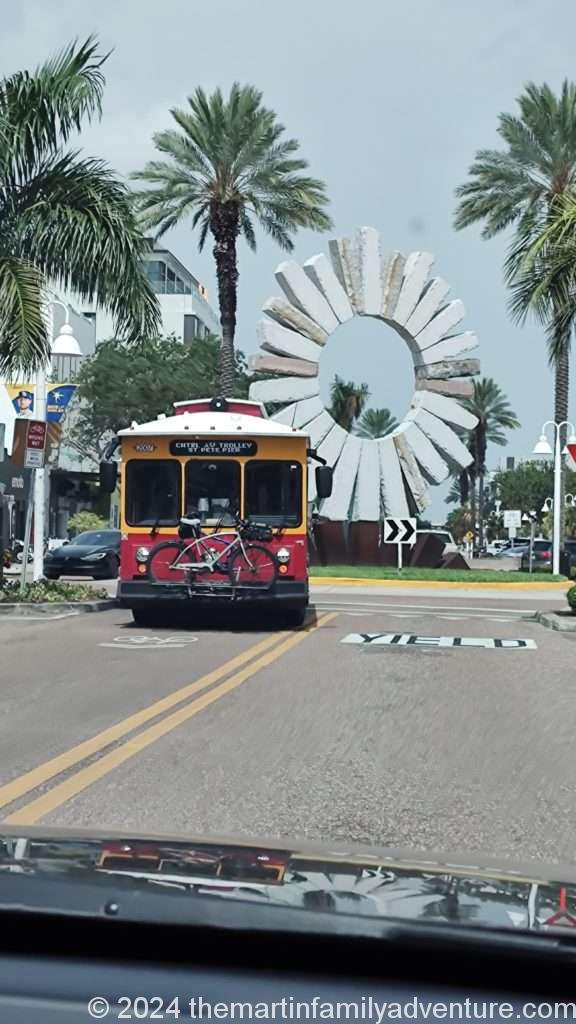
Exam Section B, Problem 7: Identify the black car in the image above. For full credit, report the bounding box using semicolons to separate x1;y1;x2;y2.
44;529;121;580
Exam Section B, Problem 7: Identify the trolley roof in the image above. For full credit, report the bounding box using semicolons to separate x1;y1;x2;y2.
117;409;309;439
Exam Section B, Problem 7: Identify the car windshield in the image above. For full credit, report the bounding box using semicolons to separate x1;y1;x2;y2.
6;10;576;952
70;531;119;546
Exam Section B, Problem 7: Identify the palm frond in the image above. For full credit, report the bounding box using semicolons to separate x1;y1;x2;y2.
131;82;332;249
355;407;399;439
0;257;48;375
455;80;576;388
504;192;576;362
10;154;160;341
0;37;107;178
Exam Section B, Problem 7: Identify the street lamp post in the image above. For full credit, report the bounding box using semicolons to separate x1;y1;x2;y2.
31;300;81;583
533;421;576;576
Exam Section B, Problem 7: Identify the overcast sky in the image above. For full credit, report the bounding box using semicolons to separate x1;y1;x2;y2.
3;0;575;518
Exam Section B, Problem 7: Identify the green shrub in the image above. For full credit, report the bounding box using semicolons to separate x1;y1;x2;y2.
67;511;108;535
0;580;108;603
567;585;576;613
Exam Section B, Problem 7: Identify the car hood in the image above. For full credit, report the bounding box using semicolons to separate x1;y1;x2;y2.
1;827;576;935
49;545;110;558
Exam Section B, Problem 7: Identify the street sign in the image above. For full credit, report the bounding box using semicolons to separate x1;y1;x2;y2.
567;443;576;464
23;420;47;469
503;509;522;528
383;517;417;545
11;419;47;469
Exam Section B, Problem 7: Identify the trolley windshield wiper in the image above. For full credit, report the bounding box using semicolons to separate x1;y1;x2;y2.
149;514;163;539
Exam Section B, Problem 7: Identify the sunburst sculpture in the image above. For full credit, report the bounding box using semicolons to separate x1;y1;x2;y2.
249;227;479;520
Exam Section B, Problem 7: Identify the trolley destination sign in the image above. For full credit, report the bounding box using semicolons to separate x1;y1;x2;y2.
169;439;258;457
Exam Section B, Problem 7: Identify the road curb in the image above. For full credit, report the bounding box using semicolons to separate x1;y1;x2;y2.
0;600;117;617
536;610;576;632
311;576;570;591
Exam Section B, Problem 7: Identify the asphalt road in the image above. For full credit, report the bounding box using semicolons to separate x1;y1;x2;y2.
1;590;575;867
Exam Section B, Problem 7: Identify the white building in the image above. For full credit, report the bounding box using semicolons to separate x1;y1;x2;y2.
1;244;220;543
76;239;220;342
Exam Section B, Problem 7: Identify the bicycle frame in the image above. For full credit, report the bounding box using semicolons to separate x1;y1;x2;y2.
172;528;249;575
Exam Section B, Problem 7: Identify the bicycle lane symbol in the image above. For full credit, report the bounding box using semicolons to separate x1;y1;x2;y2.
99;635;199;650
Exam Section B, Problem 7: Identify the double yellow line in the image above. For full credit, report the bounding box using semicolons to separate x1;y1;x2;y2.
1;612;336;826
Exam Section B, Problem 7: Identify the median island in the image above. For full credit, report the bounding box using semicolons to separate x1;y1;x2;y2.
310;566;568;583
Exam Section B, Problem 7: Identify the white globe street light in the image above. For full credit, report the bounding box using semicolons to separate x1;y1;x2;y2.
533;434;553;456
532;420;576;576
51;321;82;356
32;300;81;582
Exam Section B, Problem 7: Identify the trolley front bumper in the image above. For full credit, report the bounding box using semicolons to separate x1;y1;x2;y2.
118;579;308;610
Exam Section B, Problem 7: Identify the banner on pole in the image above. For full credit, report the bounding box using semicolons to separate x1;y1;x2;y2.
6;382;77;422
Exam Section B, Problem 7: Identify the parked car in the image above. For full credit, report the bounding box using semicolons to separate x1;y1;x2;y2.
520;539;552;571
520;538;576;573
501;537;532;557
485;539;508;557
415;529;458;554
44;529;121;580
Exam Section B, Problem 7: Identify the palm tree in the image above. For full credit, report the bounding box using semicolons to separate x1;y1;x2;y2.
454;82;576;539
132;84;332;396
446;470;470;506
462;378;520;549
355;407;399;439
328;376;370;431
0;37;160;375
506;190;576;406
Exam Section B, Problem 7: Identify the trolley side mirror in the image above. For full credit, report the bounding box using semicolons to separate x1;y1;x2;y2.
99;461;118;494
315;465;333;500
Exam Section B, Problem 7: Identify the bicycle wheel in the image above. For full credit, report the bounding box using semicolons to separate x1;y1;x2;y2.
148;541;192;584
228;544;278;590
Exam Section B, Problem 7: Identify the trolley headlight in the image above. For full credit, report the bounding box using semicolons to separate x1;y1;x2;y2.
135;546;151;564
276;547;291;564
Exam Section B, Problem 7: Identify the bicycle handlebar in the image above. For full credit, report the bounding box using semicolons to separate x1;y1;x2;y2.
181;511;280;538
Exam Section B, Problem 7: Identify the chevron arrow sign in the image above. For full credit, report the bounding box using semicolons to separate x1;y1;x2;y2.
383;517;417;545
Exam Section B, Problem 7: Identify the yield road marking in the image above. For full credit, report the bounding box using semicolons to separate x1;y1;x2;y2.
99;634;199;649
3;613;336;825
0;629;289;814
341;633;537;649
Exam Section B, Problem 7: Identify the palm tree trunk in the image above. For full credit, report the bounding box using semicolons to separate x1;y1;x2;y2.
554;344;570;556
210;200;240;398
476;423;487;553
458;469;469;506
478;470;486;551
469;473;477;550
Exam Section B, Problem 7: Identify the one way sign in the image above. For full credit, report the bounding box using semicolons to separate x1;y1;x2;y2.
383;517;417;545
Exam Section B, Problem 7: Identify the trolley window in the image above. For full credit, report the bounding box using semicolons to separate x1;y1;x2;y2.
125;460;181;526
185;460;240;524
245;461;302;526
